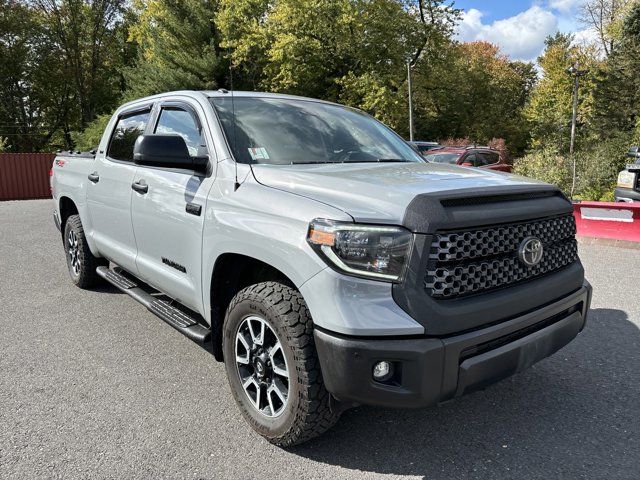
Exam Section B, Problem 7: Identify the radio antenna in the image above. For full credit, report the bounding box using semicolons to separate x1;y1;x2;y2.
229;55;240;191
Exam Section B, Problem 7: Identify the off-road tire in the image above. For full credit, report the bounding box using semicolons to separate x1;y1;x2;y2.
63;214;106;289
223;282;340;446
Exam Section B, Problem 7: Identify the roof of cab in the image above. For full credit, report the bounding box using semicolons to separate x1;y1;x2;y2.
119;90;341;110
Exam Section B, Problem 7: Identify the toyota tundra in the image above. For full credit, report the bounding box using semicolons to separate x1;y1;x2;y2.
51;91;592;446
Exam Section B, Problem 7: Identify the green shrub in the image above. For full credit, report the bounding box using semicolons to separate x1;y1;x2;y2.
513;147;573;193
514;136;631;201
574;136;630;201
72;114;112;151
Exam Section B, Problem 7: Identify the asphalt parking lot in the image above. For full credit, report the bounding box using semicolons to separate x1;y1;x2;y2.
1;199;638;479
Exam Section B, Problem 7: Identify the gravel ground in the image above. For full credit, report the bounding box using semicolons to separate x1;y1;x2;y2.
0;199;638;479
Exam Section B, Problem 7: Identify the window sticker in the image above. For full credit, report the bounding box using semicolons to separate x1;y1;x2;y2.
248;147;270;161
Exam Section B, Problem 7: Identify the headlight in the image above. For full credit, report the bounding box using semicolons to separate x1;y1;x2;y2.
307;219;413;282
617;170;635;188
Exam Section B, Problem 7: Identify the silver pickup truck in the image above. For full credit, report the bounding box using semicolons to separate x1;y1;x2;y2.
51;90;592;446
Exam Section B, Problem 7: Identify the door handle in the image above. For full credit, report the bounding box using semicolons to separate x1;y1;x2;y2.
131;180;148;194
88;172;100;183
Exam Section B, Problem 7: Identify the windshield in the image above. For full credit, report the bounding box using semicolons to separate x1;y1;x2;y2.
424;153;461;164
210;96;424;165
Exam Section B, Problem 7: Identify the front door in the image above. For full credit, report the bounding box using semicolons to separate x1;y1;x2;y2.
86;107;152;273
130;101;215;314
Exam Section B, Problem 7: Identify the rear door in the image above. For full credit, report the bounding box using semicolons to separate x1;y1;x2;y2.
86;106;152;273
130;99;215;314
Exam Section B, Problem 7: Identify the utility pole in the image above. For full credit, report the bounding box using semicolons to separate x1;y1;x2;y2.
407;61;414;142
566;62;588;199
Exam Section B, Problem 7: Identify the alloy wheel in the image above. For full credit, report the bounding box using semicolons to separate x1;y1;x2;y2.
235;315;290;417
68;230;81;276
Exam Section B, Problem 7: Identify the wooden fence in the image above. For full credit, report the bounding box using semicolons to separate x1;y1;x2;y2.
0;153;56;201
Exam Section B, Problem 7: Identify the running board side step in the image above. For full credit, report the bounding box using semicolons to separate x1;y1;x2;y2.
96;266;211;342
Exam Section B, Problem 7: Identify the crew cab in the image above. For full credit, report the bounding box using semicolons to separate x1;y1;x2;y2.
423;145;512;172
51;91;591;446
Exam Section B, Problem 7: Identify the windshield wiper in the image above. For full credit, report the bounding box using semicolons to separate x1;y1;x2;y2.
288;158;412;165
291;160;337;164
343;158;412;163
375;158;412;162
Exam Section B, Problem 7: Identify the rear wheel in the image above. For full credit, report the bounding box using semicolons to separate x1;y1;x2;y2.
63;214;106;289
223;282;339;446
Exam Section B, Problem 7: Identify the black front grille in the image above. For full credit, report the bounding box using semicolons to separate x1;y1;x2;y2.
425;214;578;299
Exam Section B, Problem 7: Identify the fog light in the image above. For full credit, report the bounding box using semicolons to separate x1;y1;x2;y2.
373;361;394;382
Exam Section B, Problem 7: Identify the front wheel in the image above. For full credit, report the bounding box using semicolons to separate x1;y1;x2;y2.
223;282;339;446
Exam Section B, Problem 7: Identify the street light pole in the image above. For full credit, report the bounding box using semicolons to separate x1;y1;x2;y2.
566;62;588;199
569;71;580;200
569;72;579;157
407;61;414;142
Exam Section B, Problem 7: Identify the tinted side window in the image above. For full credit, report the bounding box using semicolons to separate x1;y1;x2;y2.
477;152;499;166
107;110;150;161
155;108;204;156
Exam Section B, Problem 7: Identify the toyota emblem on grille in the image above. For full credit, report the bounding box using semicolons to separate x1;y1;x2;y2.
518;237;544;267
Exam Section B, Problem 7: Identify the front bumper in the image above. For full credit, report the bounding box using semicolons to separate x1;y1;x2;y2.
315;281;592;408
614;187;640;202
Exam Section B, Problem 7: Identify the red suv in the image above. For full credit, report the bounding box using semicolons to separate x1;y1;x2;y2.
422;146;512;173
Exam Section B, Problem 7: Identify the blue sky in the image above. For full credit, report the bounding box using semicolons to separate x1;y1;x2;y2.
453;0;591;62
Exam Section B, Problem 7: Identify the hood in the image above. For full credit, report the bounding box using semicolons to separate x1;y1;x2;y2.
251;162;548;224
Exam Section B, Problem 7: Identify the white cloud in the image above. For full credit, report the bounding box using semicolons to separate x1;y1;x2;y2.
548;0;585;14
572;26;605;57
573;26;600;45
457;6;559;61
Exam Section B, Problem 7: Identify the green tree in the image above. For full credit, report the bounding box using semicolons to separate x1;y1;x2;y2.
524;33;599;152
517;8;640;201
0;0;70;151
72;113;111;150
125;0;225;98
591;2;640;142
216;0;460;131
0;0;132;151
216;0;271;90
579;0;635;56
412;41;536;153
33;0;131;129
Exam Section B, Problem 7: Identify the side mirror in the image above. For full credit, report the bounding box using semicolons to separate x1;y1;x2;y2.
461;162;473;167
133;135;208;172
